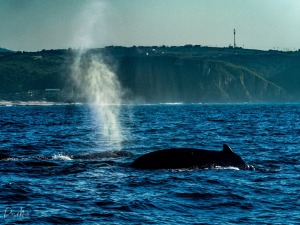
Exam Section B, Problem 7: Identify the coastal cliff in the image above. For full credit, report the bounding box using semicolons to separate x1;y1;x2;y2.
0;46;299;103
117;55;286;103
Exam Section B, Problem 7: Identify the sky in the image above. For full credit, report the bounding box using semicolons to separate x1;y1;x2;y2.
1;0;300;51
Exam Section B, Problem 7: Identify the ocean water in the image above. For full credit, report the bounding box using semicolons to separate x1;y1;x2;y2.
0;103;299;224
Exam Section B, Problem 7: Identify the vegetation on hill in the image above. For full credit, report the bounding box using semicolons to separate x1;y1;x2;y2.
0;47;13;53
0;46;299;103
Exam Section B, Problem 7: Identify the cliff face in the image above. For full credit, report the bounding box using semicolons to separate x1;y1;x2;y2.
220;51;300;100
117;56;286;103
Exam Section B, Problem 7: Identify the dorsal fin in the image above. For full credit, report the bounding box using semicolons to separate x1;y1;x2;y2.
222;144;233;153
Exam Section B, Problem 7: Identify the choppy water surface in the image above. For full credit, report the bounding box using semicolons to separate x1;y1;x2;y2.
0;103;299;224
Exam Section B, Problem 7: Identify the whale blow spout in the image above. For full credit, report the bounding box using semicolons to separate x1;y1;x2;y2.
130;144;253;170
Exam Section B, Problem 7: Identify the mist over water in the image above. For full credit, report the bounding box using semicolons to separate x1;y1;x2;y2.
69;1;125;150
71;50;124;150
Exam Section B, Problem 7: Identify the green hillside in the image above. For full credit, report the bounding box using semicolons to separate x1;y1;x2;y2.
0;46;299;103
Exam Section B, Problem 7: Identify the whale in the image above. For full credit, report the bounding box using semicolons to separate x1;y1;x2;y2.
0;153;10;160
0;150;133;167
130;144;253;170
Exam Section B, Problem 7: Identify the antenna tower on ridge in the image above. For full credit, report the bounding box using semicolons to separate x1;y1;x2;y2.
234;29;236;48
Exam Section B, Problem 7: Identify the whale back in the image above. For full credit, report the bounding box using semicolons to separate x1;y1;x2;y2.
0;153;10;160
219;144;248;168
131;144;250;170
222;144;234;153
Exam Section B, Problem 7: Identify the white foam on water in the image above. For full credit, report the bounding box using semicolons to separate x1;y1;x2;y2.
214;166;240;170
52;154;73;161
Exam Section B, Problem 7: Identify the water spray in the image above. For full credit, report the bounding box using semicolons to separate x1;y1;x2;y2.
69;1;125;150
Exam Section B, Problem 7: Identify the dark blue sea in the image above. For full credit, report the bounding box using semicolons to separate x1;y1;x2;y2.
0;103;299;224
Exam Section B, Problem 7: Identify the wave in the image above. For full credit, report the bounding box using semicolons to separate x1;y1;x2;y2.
213;166;240;170
0;101;87;106
52;154;73;161
159;102;184;105
0;150;132;163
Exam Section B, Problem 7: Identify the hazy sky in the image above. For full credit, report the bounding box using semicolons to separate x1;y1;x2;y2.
1;0;300;51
